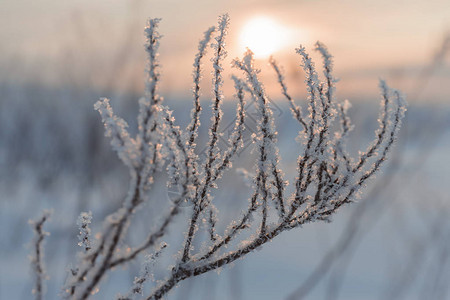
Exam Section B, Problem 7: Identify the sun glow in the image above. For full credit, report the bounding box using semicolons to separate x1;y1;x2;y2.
239;16;292;59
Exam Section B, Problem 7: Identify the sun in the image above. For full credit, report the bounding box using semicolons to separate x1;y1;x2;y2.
239;16;291;59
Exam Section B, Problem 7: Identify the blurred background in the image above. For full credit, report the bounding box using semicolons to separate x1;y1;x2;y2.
1;0;450;299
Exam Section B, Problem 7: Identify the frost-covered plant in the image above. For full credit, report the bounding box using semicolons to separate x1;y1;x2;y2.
30;14;406;300
29;210;52;300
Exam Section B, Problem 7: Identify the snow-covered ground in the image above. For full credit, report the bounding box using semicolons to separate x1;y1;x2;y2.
1;83;450;299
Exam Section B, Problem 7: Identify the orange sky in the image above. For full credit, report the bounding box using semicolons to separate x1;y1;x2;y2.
1;0;449;101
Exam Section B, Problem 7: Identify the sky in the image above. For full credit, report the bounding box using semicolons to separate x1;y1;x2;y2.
1;0;450;101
